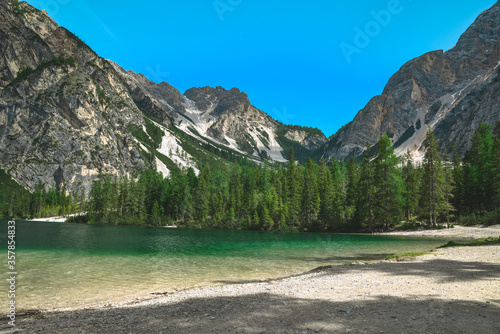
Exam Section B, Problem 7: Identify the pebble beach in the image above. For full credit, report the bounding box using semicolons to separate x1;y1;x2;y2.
2;225;500;334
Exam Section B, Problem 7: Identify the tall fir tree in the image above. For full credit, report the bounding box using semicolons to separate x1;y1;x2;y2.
373;135;404;230
464;122;496;213
450;141;465;216
442;148;455;228
329;157;346;230
286;148;301;228
302;158;320;229
421;131;446;226
402;150;419;222
194;166;210;223
493;121;500;209
318;158;334;230
345;157;360;227
355;143;376;232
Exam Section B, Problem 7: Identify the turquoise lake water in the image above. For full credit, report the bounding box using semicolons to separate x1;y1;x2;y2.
0;220;450;310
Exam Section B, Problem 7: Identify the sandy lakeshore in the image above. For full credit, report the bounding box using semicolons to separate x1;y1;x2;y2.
2;226;500;334
376;224;500;239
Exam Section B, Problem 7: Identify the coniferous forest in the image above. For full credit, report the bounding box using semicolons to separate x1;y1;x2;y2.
2;122;500;232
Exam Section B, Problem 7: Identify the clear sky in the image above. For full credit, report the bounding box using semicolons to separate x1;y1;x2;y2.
25;0;498;137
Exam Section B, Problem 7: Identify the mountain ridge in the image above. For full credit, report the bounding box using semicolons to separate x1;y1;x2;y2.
0;0;325;194
1;0;500;196
324;1;500;161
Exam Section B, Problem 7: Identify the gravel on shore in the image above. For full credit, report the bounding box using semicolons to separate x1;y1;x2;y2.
2;226;499;334
376;224;500;239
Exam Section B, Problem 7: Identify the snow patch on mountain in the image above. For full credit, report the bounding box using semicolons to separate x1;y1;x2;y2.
151;121;199;175
247;127;287;162
155;157;170;178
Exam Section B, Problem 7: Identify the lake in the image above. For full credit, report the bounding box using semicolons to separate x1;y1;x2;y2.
0;220;449;310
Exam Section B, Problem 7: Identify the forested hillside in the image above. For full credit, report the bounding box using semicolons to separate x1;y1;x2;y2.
4;122;498;232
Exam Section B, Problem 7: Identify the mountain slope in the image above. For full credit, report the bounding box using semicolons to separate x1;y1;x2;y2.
0;0;324;195
110;60;327;163
324;1;500;160
0;0;150;194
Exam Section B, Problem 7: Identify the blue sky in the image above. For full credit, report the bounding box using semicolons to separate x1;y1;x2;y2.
25;0;497;137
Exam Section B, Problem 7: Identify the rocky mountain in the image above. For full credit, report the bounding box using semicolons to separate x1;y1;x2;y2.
110;59;327;162
0;0;324;194
0;0;149;194
3;0;498;197
324;1;500;161
179;86;327;162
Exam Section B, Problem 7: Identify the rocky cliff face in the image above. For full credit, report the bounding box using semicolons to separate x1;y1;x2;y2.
0;0;324;195
182;86;285;161
434;65;500;154
108;61;186;126
7;0;496;197
177;86;326;162
0;0;149;194
325;1;500;160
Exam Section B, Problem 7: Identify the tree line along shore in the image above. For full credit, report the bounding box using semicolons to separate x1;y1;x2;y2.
1;122;500;233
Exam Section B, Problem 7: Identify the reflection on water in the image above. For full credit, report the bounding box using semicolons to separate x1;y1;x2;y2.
0;220;448;310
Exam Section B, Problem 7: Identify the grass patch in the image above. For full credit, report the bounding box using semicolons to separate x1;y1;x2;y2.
10;0;37;15
128;124;157;149
385;252;429;262
275;125;324;163
167;122;258;169
144;118;164;148
155;150;181;174
30;313;46;320
438;238;500;249
8;56;76;87
456;209;500;227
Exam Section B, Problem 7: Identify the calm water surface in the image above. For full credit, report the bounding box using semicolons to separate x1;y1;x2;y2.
0;220;450;310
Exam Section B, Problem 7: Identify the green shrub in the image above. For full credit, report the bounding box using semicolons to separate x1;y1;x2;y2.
66;215;89;224
385;252;429;261
456;209;500;226
9;67;34;86
8;56;76;87
396;221;421;231
10;0;34;15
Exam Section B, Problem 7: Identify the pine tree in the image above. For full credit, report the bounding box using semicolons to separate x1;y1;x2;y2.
286;148;301;228
260;206;274;230
252;210;260;229
356;143;376;231
402;150;419;222
450;142;465;216
442;148;455;228
421;131;445;226
318;158;334;230
32;181;45;217
493;121;500;209
302;158;320;229
329;157;346;230
135;178;147;223
464;122;496;213
345;157;360;226
194;166;210;223
0;182;6;215
373;135;404;230
88;179;103;222
118;177;129;219
151;201;161;226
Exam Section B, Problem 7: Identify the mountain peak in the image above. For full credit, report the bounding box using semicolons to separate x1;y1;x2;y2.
325;1;500;161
